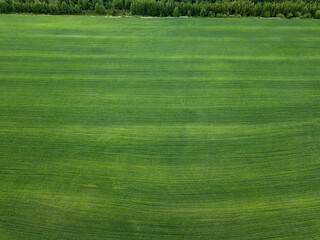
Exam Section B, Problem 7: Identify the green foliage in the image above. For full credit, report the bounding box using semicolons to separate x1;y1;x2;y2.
74;4;81;13
315;10;320;18
200;7;206;17
0;0;319;18
301;13;312;18
276;13;284;18
124;0;131;10
60;1;70;13
31;0;50;13
216;13;227;17
12;1;25;12
94;2;106;13
208;11;214;17
0;0;11;13
263;10;270;17
130;0;158;16
295;11;302;17
146;0;158;16
286;12;293;18
79;0;91;11
113;0;123;10
49;4;60;14
302;6;309;15
173;6;179;17
166;0;174;16
187;9;191;17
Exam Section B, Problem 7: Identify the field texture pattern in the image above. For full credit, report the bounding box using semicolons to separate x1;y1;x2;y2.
0;15;320;240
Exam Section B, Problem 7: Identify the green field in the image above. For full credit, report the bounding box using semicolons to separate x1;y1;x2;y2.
0;15;320;239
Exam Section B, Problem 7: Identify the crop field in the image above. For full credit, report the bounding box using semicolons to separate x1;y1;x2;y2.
0;15;320;239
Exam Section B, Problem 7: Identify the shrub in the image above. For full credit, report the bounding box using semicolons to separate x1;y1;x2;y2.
315;10;320;19
286;12;293;18
216;13;227;18
276;13;284;18
208;11;214;17
295;12;302;18
263;11;270;17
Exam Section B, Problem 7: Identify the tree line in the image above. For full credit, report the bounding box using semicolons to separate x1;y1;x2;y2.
1;0;320;18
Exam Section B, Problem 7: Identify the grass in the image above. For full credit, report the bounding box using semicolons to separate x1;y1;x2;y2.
0;15;320;240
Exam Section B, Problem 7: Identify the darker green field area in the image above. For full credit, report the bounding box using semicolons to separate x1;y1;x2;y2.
0;15;320;239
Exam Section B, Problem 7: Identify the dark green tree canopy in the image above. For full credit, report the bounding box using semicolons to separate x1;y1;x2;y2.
0;0;319;18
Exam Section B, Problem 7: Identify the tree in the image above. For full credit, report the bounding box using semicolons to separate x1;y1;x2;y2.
60;1;70;13
253;2;262;16
158;0;167;17
113;0;123;9
12;1;25;12
80;0;91;11
146;0;158;16
49;3;59;14
95;2;106;14
130;0;145;15
166;0;174;16
74;4;81;13
31;0;44;13
302;6;309;15
124;0;131;10
0;0;10;13
69;3;74;13
1;0;320;18
200;7;206;17
173;6;179;17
